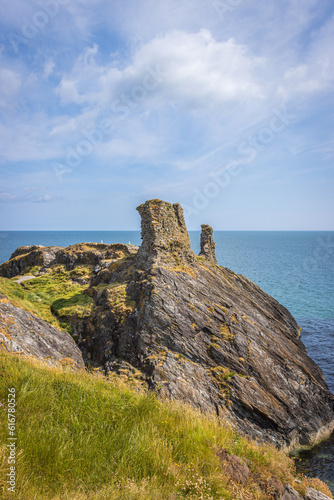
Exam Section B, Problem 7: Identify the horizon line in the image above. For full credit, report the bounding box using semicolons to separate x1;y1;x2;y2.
1;229;334;233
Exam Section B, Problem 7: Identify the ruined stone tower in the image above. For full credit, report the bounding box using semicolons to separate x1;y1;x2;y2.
199;224;217;264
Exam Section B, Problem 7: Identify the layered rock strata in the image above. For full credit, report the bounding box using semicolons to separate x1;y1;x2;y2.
0;199;333;451
0;297;84;368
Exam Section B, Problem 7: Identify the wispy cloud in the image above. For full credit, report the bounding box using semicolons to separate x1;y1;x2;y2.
0;192;57;203
57;30;265;109
0;67;21;107
0;0;333;230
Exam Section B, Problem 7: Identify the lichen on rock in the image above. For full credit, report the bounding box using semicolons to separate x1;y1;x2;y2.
0;298;84;368
199;224;217;264
0;199;333;454
136;199;195;265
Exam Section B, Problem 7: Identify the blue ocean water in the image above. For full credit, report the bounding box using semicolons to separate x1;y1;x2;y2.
0;230;333;490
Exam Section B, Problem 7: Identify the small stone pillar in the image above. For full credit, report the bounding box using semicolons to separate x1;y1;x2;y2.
199;224;217;264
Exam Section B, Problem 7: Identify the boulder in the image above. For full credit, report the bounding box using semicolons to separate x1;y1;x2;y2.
0;245;62;278
0;298;84;368
217;448;249;484
281;484;302;499
305;487;333;500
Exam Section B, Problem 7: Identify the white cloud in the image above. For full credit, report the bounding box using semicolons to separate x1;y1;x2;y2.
0;191;55;203
279;14;334;99
0;67;21;107
56;44;108;105
134;30;265;105
43;59;55;79
56;30;265;112
96;126;163;161
0;120;61;163
0;192;16;201
1;2;333;186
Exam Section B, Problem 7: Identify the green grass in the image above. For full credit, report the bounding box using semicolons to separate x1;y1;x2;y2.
22;265;40;275
0;354;331;500
97;283;135;322
51;292;94;318
0;277;58;327
0;268;93;328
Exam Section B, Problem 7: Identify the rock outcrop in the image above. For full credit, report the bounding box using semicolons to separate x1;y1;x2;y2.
305;487;332;500
279;485;333;500
218;448;250;485
0;199;333;452
199;224;217;264
136;200;194;265
0;297;84;368
0;243;139;279
282;484;303;499
0;245;63;278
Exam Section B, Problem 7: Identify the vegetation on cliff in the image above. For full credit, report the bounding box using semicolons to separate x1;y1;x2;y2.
0;353;332;500
0;264;95;329
0;200;333;454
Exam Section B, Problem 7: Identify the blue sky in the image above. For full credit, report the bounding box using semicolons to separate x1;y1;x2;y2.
0;0;333;230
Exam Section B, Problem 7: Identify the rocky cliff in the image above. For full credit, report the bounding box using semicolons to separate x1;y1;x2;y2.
0;199;333;452
0;296;84;368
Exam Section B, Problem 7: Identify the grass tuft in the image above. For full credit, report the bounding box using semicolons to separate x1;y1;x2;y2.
0;353;332;499
0;271;93;329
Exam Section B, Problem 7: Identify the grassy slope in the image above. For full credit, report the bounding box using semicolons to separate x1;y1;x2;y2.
0;354;332;500
0;266;94;330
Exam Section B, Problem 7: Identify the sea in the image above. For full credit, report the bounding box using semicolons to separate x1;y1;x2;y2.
0;230;333;493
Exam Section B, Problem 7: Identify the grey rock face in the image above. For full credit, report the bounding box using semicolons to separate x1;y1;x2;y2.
199;224;217;264
136;199;194;265
305;487;333;500
114;201;333;451
0;243;138;278
0;299;84;368
1;199;333;452
10;245;45;259
0;245;63;278
282;484;302;499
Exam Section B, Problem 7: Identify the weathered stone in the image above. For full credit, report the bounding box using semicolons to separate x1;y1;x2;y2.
282;484;302;499
1;199;333;452
199;224;217;264
268;477;285;499
10;245;45;259
217;448;249;484
56;242;138;271
305;487;333;500
136;199;195;265
0;246;62;278
0;242;139;278
0;299;84;368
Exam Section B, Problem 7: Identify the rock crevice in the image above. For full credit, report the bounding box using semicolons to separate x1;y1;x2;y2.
0;298;84;368
0;199;333;452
